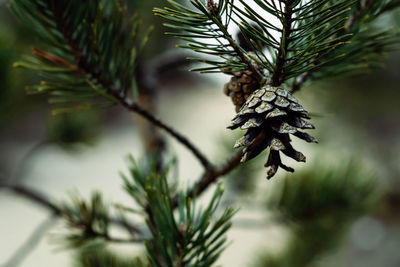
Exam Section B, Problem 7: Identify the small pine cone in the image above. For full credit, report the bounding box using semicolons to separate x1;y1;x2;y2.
223;70;260;112
228;86;318;179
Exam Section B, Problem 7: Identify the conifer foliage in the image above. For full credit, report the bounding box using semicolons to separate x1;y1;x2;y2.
10;0;152;114
156;0;400;177
6;0;400;266
156;0;400;83
123;157;236;267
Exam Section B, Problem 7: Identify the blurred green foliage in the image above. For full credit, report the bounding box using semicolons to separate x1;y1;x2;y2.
129;0;180;56
122;156;236;267
2;1;400;266
314;49;400;189
254;161;380;267
76;248;146;267
0;0;184;147
46;112;100;148
0;25;15;102
61;191;112;249
0;4;102;146
58;156;235;266
0;6;35;125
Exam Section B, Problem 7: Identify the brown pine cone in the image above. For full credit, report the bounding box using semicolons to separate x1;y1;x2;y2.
223;70;260;112
228;85;317;179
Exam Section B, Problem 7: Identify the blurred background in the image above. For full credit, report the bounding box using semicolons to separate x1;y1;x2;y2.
1;1;400;266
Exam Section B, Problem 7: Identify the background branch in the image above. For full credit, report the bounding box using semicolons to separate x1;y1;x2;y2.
134;50;196;170
0;215;58;267
17;1;213;172
120;98;213;170
0;183;61;215
0;183;143;235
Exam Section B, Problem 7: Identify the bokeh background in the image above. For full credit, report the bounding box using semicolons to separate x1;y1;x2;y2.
1;1;400;266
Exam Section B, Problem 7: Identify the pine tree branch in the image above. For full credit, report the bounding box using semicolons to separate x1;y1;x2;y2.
190;150;244;197
72;225;145;244
0;183;143;236
104;236;144;243
200;0;264;82
122;98;213;170
44;3;213;171
172;150;244;207
271;1;294;86
1;215;58;267
156;0;266;77
0;183;62;215
290;0;375;93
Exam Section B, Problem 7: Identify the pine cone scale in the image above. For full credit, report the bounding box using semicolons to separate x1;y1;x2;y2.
266;108;287;118
261;91;276;102
274;96;290;108
255;102;274;113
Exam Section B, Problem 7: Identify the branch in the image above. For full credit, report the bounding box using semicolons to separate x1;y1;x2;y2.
47;7;213;171
201;0;264;82
121;98;213;170
290;0;374;93
172;150;244;207
0;183;143;236
271;1;294;86
1;183;62;215
1;215;58;267
0;184;142;266
1;150;243;257
76;228;144;244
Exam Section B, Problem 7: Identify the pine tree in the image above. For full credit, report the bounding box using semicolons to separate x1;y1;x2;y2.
3;0;400;266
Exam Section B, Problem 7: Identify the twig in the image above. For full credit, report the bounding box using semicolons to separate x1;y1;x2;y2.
271;1;294;86
119;97;212;170
135;51;194;170
0;149;243;253
135;61;166;171
1;215;58;267
48;3;213;171
103;236;144;243
1;182;144;267
172;150;244;207
1;183;62;215
201;0;264;82
0;183;143;235
78;229;144;244
189;150;244;198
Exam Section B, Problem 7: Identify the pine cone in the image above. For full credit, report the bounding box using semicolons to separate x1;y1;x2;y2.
223;70;260;112
228;86;318;179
